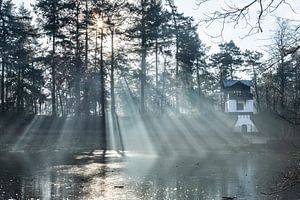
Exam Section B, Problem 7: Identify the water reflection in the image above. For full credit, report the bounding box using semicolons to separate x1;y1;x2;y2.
125;153;298;200
0;150;299;200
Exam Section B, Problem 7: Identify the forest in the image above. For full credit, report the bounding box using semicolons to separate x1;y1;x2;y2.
0;0;300;199
0;0;299;119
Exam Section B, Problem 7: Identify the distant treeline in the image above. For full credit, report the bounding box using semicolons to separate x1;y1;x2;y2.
0;0;299;118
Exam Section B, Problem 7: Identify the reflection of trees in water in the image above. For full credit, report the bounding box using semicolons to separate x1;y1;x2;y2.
125;152;300;199
0;151;299;199
127;153;272;199
0;151;110;199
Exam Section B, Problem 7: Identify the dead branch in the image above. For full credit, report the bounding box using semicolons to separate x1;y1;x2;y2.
196;0;298;37
261;166;300;195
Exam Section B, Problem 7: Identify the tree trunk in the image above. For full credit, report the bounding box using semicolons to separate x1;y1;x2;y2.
84;0;89;115
51;7;57;116
295;63;299;112
196;58;201;96
175;25;179;112
110;27;115;115
272;87;276;112
265;85;270;110
279;63;285;110
1;19;5;113
75;0;81;115
94;28;98;115
21;66;24;110
57;87;64;116
85;0;88;69
230;64;234;80
17;64;21;112
52;36;56;116
252;66;260;112
141;46;146;114
1;59;4;113
100;25;106;135
39;100;42;114
155;38;159;112
169;6;179;112
155;38;158;91
160;56;166;115
196;58;202;111
140;0;146;114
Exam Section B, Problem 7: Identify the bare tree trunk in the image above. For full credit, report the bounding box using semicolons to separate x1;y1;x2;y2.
0;0;2;15
175;24;179;112
0;0;3;112
155;38;159;111
85;0;88;69
57;87;64;116
272;87;276;112
196;58;201;96
51;38;56;116
1;59;4;113
279;63;285;110
168;4;180;113
21;66;24;110
110;27;115;115
265;85;270;110
17;64;21;112
100;25;106;134
39;101;42;114
230;64;234;80
84;0;89;115
295;63;299;112
75;0;81;115
196;58;202;111
1;19;5;113
5;78;8;110
34;96;37;115
160;56;166;115
253;65;260;112
155;38;158;90
51;9;57;116
140;0;146;114
94;28;98;115
141;47;146;114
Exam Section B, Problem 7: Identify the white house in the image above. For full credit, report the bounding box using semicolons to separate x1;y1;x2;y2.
223;80;258;133
233;115;258;133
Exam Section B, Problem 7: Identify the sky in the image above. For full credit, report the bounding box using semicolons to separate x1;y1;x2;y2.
12;0;300;54
175;0;300;53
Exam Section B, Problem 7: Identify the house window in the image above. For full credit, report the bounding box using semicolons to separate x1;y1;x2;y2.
234;90;242;95
237;101;244;110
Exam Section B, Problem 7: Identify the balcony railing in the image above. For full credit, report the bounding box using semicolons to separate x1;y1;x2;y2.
228;93;253;100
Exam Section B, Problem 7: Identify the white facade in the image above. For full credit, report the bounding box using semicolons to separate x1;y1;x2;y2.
234;115;258;133
225;100;254;113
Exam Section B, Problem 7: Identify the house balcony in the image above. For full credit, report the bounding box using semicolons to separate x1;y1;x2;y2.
228;93;253;100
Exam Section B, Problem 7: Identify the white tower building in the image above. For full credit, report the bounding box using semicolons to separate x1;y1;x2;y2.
223;80;258;133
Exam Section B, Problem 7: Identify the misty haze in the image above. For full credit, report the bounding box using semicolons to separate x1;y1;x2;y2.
0;0;300;199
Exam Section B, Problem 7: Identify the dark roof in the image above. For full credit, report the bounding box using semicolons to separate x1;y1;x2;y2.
223;80;252;87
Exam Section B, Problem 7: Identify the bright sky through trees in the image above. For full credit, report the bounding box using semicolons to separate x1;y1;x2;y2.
13;0;300;53
175;0;300;52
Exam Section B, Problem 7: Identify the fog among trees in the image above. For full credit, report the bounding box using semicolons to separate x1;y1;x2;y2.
0;0;299;118
0;0;300;199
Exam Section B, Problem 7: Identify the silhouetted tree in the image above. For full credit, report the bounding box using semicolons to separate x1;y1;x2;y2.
244;50;263;112
35;0;74;116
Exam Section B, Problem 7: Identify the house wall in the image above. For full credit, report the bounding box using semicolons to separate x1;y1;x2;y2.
233;115;258;133
225;100;254;113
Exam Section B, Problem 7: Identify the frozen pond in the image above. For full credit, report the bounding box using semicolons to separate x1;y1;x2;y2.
0;150;299;200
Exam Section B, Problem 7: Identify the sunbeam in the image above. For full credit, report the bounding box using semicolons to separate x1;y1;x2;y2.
1;0;300;199
12;116;41;152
